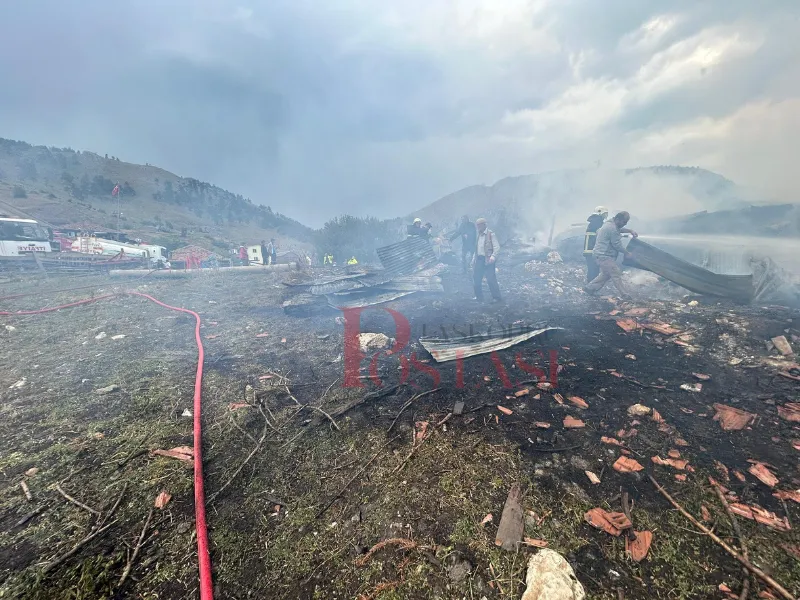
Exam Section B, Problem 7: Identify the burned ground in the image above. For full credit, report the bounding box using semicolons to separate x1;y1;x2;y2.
0;260;798;599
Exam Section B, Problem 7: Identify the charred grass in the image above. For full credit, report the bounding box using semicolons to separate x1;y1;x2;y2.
0;269;798;599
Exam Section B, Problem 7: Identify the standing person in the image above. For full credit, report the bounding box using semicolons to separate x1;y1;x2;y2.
583;206;608;283
260;240;269;266
238;244;248;266
584;211;635;299
472;217;502;303
266;238;277;265
449;215;476;273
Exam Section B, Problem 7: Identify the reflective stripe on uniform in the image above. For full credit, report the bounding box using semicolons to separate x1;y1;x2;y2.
583;232;596;255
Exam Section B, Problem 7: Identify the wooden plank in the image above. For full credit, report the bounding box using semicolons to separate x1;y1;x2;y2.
495;483;524;551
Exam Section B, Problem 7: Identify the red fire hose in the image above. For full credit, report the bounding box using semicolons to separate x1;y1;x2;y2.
0;291;214;599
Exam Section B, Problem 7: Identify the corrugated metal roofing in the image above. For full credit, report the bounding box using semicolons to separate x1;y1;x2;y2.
327;290;416;309
625;238;753;303
420;326;562;363
377;236;437;275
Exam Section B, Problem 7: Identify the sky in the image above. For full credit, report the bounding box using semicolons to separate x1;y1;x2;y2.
0;0;798;226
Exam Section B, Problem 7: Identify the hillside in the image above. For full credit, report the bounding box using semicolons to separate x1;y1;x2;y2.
409;166;757;238
0;138;313;252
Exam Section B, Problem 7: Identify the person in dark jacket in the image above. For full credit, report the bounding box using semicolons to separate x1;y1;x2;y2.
407;218;425;237
449;215;477;273
583;206;607;282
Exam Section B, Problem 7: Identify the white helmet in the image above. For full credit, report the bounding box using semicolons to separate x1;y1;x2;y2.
594;206;609;216
413;217;422;224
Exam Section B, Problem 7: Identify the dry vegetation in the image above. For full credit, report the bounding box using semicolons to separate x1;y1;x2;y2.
0;263;799;599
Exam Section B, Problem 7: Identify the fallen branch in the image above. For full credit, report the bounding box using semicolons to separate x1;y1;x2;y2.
209;405;271;503
387;388;441;433
312;405;341;431
330;384;402;421
42;519;117;574
15;505;47;528
712;484;751;600
393;434;430;474
355;537;419;567
649;475;794;600
101;482;128;528
20;481;32;501
117;507;154;588
55;484;101;517
315;435;401;519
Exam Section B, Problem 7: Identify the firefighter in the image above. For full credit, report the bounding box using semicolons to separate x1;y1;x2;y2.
407;218;425;237
347;256;358;265
323;253;334;266
583;206;608;283
471;217;502;303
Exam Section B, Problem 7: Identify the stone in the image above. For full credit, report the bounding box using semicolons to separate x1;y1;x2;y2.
521;549;585;600
95;384;120;395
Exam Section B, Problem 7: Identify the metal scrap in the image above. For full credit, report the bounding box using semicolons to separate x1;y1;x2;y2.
420;325;561;363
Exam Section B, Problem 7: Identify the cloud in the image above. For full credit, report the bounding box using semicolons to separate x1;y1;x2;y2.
0;0;797;225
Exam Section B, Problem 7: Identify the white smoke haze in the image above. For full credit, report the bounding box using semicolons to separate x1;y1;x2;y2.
0;1;798;225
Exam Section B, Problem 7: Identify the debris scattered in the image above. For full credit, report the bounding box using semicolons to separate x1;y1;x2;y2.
94;384;120;395
563;416;585;429
154;491;172;509
521;549;586;600
585;471;601;485
94;331;107;340
680;383;703;393
652;456;689;470
600;436;623;446
771;335;794;356
584;508;632;536
748;462;779;488
522;538;549;548
228;403;250;411
774;490;800;504
616;318;639;333
613;456;644;473
553;393;564;404
481;513;493;526
713;404;757;431
497;405;513;416
777;402;800;422
24;467;38;477
421;326;561;362
9;378;26;390
515;388;530;397
693;373;711;381
20;481;32;501
728;503;791;532
495;483;524;551
627;404;651;417
625;354;636;360
534;422;551;429
568;396;588;409
150;446;194;463
625;531;653;562
111;334;126;340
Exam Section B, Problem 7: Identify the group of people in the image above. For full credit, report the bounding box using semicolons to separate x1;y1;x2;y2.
414;206;638;304
411;214;502;303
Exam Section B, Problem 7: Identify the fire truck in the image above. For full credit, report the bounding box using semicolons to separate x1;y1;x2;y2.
0;217;53;256
70;233;169;264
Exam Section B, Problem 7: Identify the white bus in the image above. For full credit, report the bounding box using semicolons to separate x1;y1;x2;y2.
0;217;53;257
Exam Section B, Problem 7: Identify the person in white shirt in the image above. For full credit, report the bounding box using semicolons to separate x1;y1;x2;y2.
472;217;502;303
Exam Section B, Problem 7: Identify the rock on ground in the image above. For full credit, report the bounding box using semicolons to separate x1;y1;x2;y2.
521;549;585;600
358;332;392;353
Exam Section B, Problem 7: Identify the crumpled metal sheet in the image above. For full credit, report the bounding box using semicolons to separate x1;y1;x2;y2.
379;275;444;292
420;326;562;363
326;290;416;309
624;238;753;303
376;236;437;275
